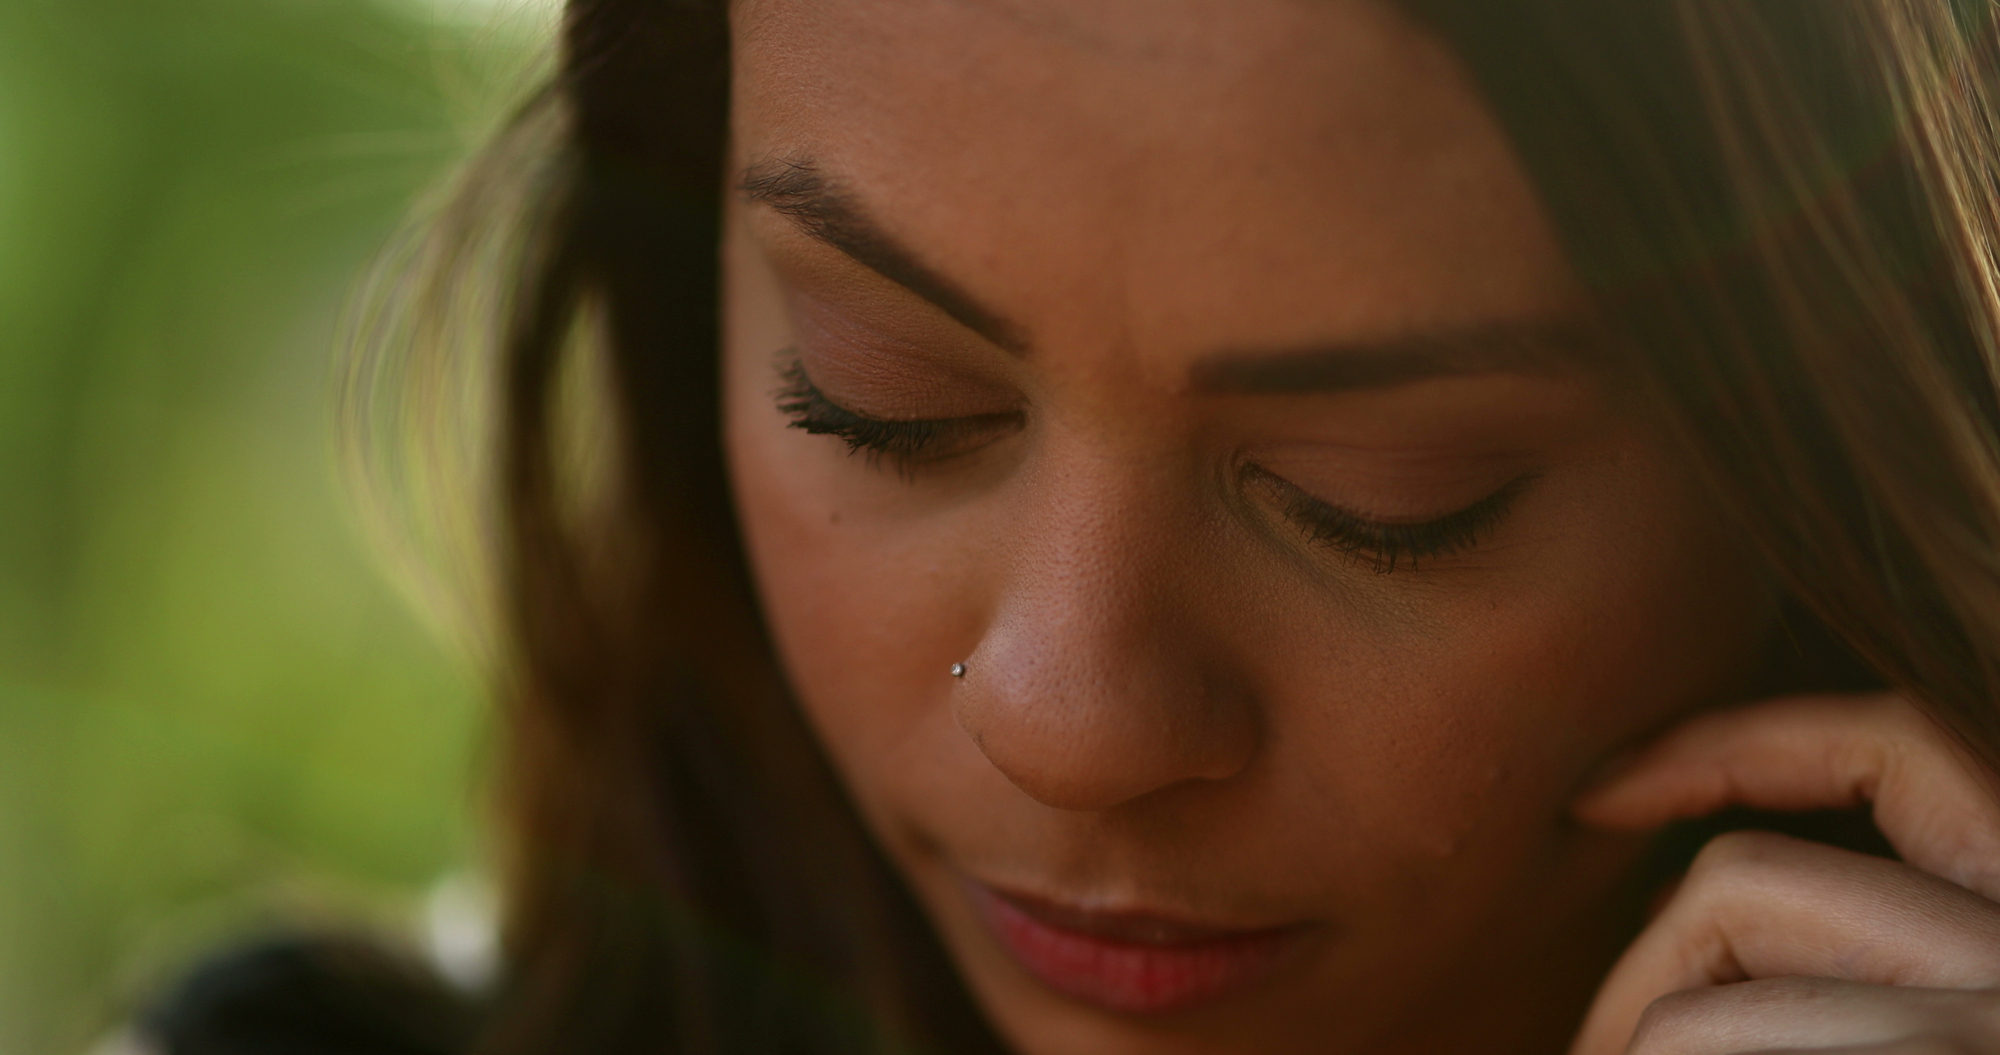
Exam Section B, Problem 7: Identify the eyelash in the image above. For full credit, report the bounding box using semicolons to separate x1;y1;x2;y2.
775;358;1020;471
1242;463;1532;574
775;358;1529;573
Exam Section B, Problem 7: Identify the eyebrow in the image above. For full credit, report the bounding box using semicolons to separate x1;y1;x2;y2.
736;157;1030;352
738;157;1601;394
1189;323;1606;394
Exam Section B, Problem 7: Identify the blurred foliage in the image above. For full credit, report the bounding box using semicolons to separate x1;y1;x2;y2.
0;0;550;1049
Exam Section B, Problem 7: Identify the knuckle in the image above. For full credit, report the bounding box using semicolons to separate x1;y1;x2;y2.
1875;697;1964;772
1872;692;1933;736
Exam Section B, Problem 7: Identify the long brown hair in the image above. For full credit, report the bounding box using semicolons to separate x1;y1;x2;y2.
350;1;2000;1051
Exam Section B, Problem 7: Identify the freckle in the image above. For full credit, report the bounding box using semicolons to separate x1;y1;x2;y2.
828;510;841;525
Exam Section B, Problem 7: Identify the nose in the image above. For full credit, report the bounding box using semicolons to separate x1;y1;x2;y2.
952;454;1261;812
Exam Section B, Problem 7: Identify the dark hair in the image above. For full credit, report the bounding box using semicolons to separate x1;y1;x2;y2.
351;1;2000;1052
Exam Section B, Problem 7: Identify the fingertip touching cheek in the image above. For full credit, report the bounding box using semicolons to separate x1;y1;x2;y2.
720;0;1776;1052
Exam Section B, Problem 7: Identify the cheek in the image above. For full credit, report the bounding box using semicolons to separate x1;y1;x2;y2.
1263;448;1771;865
725;360;991;822
721;209;997;838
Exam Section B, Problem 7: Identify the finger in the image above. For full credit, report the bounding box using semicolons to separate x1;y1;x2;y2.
1776;1039;1992;1055
1618;977;1996;1055
1569;831;2000;1055
1574;693;2000;897
1736;1040;1987;1055
1742;1040;1988;1055
1775;1041;1989;1055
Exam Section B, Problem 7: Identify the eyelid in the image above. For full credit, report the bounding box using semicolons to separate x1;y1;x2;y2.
1245;443;1535;511
773;356;1023;471
1242;462;1534;573
779;269;1020;414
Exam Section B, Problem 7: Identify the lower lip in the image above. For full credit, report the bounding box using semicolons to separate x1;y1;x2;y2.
967;883;1299;1015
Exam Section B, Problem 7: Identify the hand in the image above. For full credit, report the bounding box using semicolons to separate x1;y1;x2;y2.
1569;692;2000;1055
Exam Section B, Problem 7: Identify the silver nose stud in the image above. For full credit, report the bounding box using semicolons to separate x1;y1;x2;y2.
950;662;967;678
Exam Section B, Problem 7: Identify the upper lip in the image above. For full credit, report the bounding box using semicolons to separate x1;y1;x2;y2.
980;883;1304;946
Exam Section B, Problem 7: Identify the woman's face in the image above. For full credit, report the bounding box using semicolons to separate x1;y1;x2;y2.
722;0;1772;1051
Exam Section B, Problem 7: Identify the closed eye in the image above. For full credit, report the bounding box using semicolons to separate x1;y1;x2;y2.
774;357;1022;473
1243;463;1534;573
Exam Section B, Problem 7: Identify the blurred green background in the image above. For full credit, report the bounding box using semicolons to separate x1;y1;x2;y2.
0;1;551;1049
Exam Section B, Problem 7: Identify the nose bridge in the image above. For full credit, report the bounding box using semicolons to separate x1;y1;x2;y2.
1010;448;1170;646
953;444;1260;812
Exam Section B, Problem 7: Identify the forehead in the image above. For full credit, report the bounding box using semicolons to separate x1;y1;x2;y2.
729;0;1577;358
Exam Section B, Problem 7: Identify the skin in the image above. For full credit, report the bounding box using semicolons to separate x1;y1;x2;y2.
715;0;2000;1052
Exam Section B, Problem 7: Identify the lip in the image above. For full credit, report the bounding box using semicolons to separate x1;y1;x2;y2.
964;880;1305;1015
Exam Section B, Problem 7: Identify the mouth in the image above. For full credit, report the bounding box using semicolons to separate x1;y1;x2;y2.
964;879;1307;1015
